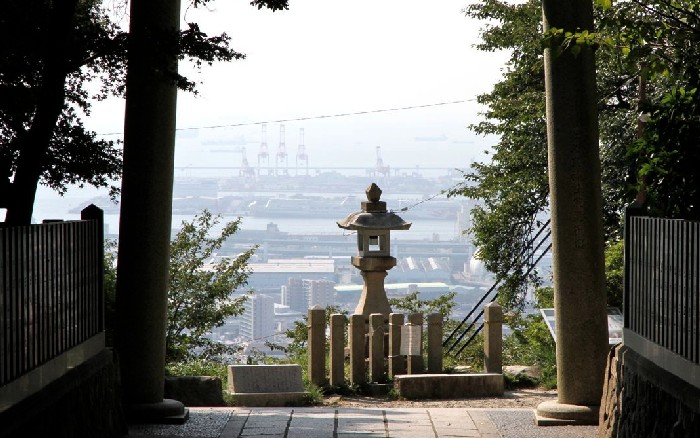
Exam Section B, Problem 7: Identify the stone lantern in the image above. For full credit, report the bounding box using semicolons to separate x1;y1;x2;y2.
337;183;411;316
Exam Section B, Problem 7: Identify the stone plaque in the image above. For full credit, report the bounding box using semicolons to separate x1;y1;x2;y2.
400;324;422;356
228;364;304;393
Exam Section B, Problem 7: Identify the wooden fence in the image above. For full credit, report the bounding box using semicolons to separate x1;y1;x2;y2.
624;208;700;386
0;206;104;387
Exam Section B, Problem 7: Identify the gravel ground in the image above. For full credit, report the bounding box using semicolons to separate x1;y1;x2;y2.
490;410;598;438
128;408;233;437
324;388;559;409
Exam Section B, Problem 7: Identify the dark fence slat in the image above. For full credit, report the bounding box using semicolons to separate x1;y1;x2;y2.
0;212;104;387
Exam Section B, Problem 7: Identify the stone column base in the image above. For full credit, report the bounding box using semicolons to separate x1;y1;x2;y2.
126;399;189;424
535;400;599;426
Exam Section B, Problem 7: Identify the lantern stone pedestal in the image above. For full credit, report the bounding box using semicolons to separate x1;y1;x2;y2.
352;256;396;316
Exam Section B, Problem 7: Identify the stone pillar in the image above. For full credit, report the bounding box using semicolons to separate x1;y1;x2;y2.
329;313;345;387
388;313;405;377
427;313;443;374
537;0;609;425
115;0;186;422
349;314;366;385
483;302;503;374
407;313;424;374
308;306;326;387
369;313;385;383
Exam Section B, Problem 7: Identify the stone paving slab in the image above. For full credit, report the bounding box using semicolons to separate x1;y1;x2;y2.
127;406;598;438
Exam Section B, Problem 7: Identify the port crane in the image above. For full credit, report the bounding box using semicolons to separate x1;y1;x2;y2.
258;123;270;176
296;128;309;176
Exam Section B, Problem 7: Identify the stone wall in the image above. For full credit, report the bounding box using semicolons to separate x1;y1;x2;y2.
0;349;126;438
599;344;699;438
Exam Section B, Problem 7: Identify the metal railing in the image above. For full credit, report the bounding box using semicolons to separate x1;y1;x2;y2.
444;219;551;356
0;206;104;387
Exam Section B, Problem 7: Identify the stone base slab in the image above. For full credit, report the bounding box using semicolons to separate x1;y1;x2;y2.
229;392;311;407
126;398;190;424
535;400;599;426
394;373;504;399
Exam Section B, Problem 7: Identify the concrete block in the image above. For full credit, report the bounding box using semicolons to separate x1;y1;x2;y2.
394;373;504;399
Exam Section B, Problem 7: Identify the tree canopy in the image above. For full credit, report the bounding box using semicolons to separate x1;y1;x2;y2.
451;0;700;310
166;211;257;363
0;0;288;225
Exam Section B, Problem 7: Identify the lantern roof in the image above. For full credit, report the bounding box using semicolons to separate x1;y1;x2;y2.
336;183;412;231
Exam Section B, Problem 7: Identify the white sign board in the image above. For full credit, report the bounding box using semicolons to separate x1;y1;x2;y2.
540;307;624;345
400;324;422;356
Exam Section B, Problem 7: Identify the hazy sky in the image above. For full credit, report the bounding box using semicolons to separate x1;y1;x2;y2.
86;0;509;176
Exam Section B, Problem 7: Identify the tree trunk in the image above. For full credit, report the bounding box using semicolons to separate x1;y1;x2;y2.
4;0;78;225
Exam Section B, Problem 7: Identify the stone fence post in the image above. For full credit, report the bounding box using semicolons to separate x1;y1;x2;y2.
308;306;326;386
329;313;345;387
388;313;405;377
349;314;366;385
369;313;385;383
483;302;503;374
427;313;443;373
407;313;424;374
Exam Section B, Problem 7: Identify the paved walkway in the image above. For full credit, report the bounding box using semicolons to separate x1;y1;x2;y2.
127;407;598;438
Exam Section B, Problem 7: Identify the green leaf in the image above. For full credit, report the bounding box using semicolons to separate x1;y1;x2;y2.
595;0;613;10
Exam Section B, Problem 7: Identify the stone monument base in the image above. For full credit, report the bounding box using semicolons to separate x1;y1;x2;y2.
394;373;504;399
229;392;311;407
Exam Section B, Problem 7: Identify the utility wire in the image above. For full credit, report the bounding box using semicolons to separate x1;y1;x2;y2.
98;99;475;136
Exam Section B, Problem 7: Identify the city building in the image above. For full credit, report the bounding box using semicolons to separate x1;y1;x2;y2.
239;293;275;341
305;278;336;308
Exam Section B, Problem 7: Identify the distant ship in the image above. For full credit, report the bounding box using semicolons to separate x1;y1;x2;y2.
247;195;357;218
247;195;463;221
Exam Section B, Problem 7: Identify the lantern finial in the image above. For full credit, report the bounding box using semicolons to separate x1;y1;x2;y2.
366;183;382;202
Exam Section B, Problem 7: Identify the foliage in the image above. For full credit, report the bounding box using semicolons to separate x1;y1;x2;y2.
275;305;348;375
605;240;624;309
165;359;228;382
103;239;118;347
502;287;557;388
388;291;457;325
166;211;257;363
451;0;700;313
0;0;288;224
445;329;485;373
389;291;486;371
448;0;549;313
